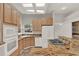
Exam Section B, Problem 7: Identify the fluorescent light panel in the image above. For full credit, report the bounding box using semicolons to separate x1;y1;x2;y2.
37;10;45;13
36;3;45;7
26;10;35;12
22;3;33;7
61;7;67;10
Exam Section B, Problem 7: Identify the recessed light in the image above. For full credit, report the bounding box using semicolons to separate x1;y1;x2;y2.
26;10;35;12
61;7;67;10
22;3;33;7
36;3;45;7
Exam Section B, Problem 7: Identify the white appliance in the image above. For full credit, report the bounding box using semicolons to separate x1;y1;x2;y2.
42;26;54;48
0;44;6;56
35;37;42;47
3;25;18;56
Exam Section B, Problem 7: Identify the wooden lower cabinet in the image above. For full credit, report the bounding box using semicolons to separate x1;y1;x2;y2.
24;37;35;48
30;37;35;46
10;37;35;56
10;49;19;56
24;37;31;48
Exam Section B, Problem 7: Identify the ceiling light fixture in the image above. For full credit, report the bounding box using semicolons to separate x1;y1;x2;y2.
22;3;33;7
61;7;67;10
36;3;45;7
26;10;35;12
37;10;45;13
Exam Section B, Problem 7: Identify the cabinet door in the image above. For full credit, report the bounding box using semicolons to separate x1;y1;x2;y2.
46;17;53;25
30;37;35;46
24;37;31;47
12;8;17;25
41;18;47;26
16;13;21;32
32;20;42;32
10;49;19;56
24;37;35;48
19;39;24;51
41;17;53;26
17;13;20;26
18;40;21;55
0;3;3;42
3;4;12;24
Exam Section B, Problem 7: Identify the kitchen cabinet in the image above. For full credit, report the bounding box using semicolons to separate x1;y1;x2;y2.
11;37;35;56
24;37;35;48
46;17;53;25
3;3;21;26
16;12;21;32
42;17;53;26
19;39;24;51
0;3;3;43
17;13;21;26
3;4;12;24
24;37;31;48
30;37;35;46
10;49;19;56
32;20;42;32
12;7;17;25
10;39;24;56
32;17;53;32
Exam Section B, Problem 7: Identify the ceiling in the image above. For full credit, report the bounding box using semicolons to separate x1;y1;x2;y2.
11;3;79;16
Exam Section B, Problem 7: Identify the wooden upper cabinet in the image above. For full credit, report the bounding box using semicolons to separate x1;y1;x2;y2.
16;12;21;32
3;3;21;26
32;17;53;32
42;17;53;26
0;3;3;29
0;3;3;43
12;8;17;25
46;17;53;25
32;20;42;32
3;4;12;24
16;12;21;26
0;4;3;22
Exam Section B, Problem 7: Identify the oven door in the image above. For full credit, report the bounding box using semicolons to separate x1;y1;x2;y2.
3;25;18;55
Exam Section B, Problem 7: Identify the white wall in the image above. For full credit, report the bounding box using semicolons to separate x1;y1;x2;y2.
54;24;63;38
53;11;79;38
53;13;65;24
53;13;65;38
61;11;79;38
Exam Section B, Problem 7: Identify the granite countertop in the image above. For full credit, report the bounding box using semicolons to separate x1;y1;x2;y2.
0;42;5;46
48;39;64;45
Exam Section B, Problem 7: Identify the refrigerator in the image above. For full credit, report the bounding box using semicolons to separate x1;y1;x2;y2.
42;26;54;48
